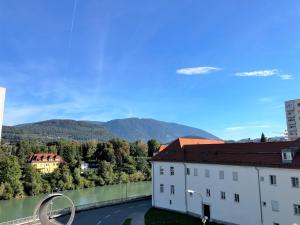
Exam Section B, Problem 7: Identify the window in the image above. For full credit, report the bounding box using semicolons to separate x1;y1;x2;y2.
169;200;172;205
273;223;279;225
260;176;264;182
160;166;164;175
292;177;299;188
170;167;174;176
205;169;210;178
194;168;198;176
234;194;240;203
186;168;190;175
219;170;224;180
232;171;238;181
220;191;226;200
170;185;175;195
271;200;279;212
283;152;293;161
206;189;210;197
160;184;164;193
294;204;300;215
270;175;277;185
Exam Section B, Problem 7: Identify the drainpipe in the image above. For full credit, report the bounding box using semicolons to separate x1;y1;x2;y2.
183;147;188;213
255;167;263;225
152;162;155;207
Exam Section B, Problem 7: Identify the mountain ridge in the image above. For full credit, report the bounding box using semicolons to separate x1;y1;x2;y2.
2;118;220;143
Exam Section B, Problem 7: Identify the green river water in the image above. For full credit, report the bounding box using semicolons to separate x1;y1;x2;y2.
0;181;151;223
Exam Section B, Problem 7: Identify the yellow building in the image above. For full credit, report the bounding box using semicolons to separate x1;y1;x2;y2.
28;153;64;174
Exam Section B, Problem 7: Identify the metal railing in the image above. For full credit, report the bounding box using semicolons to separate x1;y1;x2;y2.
0;195;151;225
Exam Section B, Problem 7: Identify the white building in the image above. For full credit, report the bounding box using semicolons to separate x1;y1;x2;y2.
285;99;300;140
152;138;300;225
0;87;6;141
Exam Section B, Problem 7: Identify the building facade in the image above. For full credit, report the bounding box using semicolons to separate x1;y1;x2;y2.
28;153;64;174
152;138;300;225
0;87;6;141
285;99;300;140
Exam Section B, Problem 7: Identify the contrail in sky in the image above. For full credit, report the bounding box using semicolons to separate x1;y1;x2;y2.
68;0;78;51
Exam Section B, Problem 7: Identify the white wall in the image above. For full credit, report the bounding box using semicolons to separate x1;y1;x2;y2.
0;87;5;141
259;167;300;225
152;161;186;213
152;161;300;225
186;163;261;225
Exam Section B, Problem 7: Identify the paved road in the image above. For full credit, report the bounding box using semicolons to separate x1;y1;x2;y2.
56;200;151;225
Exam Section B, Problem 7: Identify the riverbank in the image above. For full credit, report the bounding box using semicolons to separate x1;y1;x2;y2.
0;181;151;223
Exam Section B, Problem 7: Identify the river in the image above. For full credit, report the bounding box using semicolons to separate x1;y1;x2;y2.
0;181;151;223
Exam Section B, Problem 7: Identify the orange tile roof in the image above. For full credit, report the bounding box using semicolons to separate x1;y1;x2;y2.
158;138;224;152
28;153;64;163
178;137;224;147
159;145;167;152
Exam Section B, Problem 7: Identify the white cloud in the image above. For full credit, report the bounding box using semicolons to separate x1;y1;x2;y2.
235;69;277;77
225;125;270;132
279;74;293;80
258;97;272;103
176;66;221;75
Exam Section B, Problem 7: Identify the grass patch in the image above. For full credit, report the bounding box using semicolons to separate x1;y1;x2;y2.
145;208;222;225
122;218;132;225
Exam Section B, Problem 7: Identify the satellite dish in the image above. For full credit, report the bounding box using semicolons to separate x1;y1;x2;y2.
33;193;75;225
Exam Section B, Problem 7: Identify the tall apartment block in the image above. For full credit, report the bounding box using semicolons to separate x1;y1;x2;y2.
0;87;5;141
285;99;300;140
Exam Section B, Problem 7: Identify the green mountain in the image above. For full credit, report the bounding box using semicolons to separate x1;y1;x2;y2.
2;119;114;143
99;118;219;142
2;118;220;143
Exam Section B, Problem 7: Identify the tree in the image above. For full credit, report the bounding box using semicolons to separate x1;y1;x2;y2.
0;155;23;198
24;166;44;195
130;141;148;157
110;138;130;167
118;172;129;183
82;141;97;160
60;164;74;190
98;161;115;185
61;142;80;168
147;139;160;157
16;140;34;167
260;133;267;143
73;167;85;189
0;182;14;200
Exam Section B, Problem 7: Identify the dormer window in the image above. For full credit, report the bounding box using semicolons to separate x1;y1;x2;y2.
283;152;292;161
281;147;299;164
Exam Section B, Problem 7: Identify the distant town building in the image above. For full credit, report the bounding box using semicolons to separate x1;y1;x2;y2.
28;153;63;174
0;87;6;142
80;162;98;173
152;138;300;225
285;99;300;140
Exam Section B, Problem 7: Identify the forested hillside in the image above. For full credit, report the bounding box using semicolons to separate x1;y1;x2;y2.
2;118;219;143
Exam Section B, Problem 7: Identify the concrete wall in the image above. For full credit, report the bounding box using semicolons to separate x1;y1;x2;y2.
0;87;5;141
186;163;261;225
152;161;186;213
259;167;300;225
152;161;300;225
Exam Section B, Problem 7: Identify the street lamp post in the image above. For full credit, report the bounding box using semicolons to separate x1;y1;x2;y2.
186;189;207;225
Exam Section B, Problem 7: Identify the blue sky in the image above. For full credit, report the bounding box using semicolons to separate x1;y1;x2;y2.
0;0;299;140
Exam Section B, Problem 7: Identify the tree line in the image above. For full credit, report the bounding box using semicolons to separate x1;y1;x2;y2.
0;138;160;200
